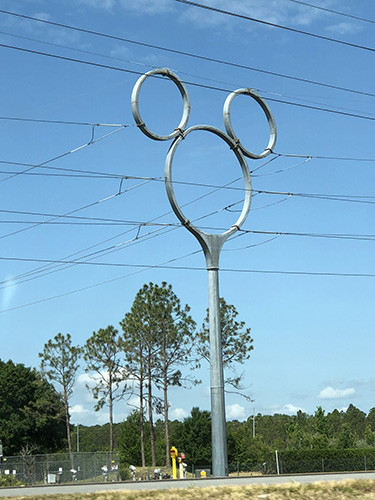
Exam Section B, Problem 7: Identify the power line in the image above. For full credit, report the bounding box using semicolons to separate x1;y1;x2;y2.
2;229;375;313
0;174;240;288
277;153;375;162
0;154;141;244
1;8;374;102
0;160;123;178
1;152;375;185
2;255;375;280
0;126;125;185
3;28;375;119
2;41;375;123
254;189;375;205
3;152;375;182
0;116;127;127
286;0;375;25
174;0;375;54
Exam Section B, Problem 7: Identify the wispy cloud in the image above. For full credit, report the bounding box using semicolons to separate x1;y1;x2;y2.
69;0;351;33
76;0;117;10
70;403;90;415
268;403;306;415
1;278;17;310
318;386;355;400
170;407;189;420
226;403;246;420
176;0;339;31
283;403;306;414
119;0;173;15
325;21;362;36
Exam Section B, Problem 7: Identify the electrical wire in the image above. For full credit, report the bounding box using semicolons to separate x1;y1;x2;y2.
252;158;312;177
2;41;375;123
1;8;375;101
3;220;375;313
0;116;127;127
285;0;375;25
276;153;375;161
0;125;125;185
0;174;243;288
2;30;374;119
3;247;375;314
174;0;375;53
2;151;375;184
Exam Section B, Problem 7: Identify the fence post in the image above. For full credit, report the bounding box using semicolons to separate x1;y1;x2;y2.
237;462;239;476
365;456;367;471
322;458;324;472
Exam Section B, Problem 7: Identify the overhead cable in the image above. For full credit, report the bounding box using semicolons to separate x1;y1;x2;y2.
2;41;375;122
1;8;374;100
0;125;125;185
174;0;375;53
2;255;375;277
286;0;375;25
0;116;127;127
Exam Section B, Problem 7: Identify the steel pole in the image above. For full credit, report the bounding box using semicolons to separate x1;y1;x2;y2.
208;268;228;477
131;66;276;479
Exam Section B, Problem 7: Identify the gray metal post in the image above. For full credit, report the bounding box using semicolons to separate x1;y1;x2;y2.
131;67;276;478
208;267;227;476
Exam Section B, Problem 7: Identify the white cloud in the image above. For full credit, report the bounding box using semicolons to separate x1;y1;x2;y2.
76;0;116;10
70;404;90;415
75;0;172;13
226;403;245;420
326;21;362;36
77;372;101;387
127;396;140;409
338;406;348;413
71;0;338;31
283;403;306;415
177;0;333;30
170;408;189;420
267;403;306;415
119;0;173;15
1;278;17;310
33;12;51;21
318;386;355;400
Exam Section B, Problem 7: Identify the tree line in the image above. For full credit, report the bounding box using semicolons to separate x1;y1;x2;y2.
0;282;252;466
67;404;375;467
2;356;375;466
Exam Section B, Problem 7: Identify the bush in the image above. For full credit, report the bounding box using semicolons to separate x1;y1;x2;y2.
0;475;23;487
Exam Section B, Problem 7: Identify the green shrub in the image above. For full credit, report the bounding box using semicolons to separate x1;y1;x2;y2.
0;475;23;487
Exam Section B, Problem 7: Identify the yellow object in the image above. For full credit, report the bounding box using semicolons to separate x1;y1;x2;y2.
170;447;178;479
200;470;206;478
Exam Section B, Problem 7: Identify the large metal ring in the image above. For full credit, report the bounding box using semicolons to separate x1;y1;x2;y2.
223;88;277;159
165;125;252;241
131;68;191;141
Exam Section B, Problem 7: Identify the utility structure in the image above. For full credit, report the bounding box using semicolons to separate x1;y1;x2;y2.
131;68;276;477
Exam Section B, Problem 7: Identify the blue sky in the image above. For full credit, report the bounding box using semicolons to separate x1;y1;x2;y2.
1;0;375;426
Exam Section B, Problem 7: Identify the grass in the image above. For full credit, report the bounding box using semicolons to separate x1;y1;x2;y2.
2;479;375;499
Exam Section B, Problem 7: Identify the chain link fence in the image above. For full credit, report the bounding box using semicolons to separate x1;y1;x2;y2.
278;455;375;474
0;452;120;485
188;457;375;477
227;456;375;476
1;452;374;486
